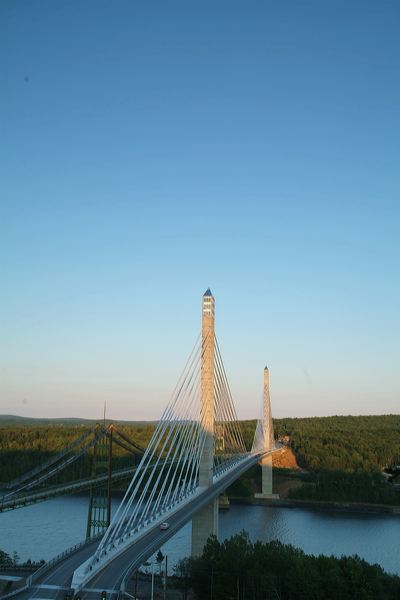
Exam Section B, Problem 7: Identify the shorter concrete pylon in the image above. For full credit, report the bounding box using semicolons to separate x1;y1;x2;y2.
255;366;279;499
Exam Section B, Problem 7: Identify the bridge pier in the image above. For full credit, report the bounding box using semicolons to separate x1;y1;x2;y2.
255;367;279;499
192;289;218;556
255;454;278;498
191;498;219;556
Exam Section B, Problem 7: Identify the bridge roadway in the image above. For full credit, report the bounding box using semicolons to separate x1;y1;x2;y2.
13;450;277;600
0;467;137;512
1;461;174;512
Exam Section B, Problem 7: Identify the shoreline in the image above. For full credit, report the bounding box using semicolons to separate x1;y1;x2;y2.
229;496;400;516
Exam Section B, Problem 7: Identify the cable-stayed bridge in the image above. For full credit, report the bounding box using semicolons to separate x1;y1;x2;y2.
1;290;280;600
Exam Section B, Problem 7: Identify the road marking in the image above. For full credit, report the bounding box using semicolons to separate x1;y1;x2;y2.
82;588;119;594
33;584;70;590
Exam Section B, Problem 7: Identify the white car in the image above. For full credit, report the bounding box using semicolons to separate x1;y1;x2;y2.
159;522;170;530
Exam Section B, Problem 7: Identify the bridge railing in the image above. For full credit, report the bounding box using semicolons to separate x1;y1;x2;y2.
0;582;30;600
27;533;103;586
213;453;251;479
0;537;102;600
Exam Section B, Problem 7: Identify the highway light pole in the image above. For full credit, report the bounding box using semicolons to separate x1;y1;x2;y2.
151;561;155;600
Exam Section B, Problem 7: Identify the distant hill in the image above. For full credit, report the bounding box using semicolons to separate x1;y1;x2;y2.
0;414;156;427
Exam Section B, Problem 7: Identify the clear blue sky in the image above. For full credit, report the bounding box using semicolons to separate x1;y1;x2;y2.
1;1;399;420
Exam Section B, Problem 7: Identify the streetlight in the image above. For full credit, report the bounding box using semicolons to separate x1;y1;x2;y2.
151;553;168;600
163;555;168;600
151;561;155;600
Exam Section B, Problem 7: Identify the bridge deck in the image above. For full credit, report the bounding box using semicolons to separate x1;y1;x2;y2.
0;467;136;512
8;449;279;600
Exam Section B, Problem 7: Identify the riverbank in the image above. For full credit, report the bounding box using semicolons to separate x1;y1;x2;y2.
229;496;400;515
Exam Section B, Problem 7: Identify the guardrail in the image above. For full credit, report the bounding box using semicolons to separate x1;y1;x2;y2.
28;533;103;586
0;582;29;600
0;532;103;599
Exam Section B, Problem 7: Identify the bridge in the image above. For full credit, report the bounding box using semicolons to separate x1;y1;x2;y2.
1;289;280;599
1;426;145;512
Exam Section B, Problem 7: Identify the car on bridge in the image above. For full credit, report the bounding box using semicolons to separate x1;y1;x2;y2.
159;522;170;530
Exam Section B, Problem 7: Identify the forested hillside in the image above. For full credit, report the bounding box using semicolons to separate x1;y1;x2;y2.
274;415;400;471
272;415;400;506
0;423;156;483
0;415;399;485
288;470;400;505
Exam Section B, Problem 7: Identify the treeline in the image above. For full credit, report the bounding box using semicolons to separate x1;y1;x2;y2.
0;548;43;568
0;421;256;484
0;550;12;566
1;414;399;484
0;424;156;483
274;415;400;472
176;532;400;600
288;470;400;505
0;423;156;455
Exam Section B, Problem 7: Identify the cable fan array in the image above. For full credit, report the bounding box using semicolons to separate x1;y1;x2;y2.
251;378;274;454
251;420;265;454
92;333;249;561
213;338;247;472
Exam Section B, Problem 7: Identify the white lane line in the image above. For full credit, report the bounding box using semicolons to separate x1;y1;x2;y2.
33;584;70;590
82;588;119;594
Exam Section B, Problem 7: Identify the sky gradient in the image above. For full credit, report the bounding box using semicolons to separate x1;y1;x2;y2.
1;1;399;420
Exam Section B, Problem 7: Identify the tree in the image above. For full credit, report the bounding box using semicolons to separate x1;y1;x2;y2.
174;558;191;600
0;550;13;566
185;535;400;600
156;549;164;574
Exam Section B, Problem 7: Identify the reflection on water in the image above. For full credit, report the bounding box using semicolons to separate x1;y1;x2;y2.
1;496;399;575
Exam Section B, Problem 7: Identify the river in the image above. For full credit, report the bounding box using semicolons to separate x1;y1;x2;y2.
1;495;399;576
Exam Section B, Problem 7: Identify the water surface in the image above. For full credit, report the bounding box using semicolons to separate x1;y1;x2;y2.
1;496;399;576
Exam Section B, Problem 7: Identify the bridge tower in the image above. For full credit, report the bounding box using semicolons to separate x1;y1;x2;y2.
86;425;113;539
191;288;218;556
255;366;279;498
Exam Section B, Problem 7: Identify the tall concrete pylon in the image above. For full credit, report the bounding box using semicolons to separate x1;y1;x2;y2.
191;288;218;556
255;366;279;498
